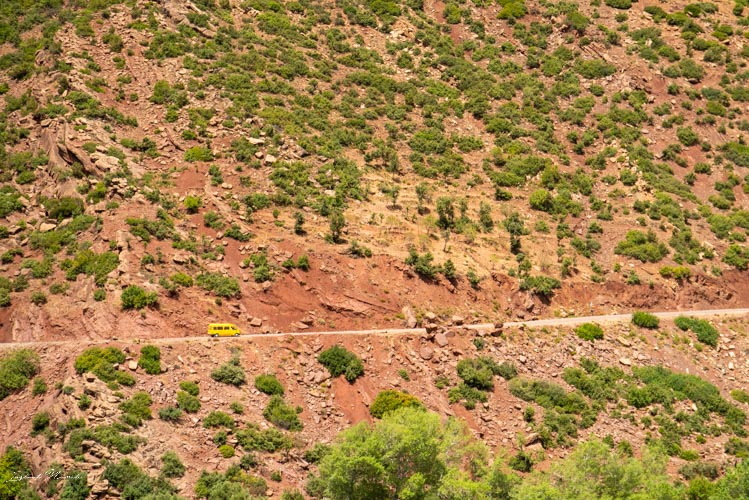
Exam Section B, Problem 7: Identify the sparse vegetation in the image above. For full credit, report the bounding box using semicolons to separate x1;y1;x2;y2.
317;345;364;383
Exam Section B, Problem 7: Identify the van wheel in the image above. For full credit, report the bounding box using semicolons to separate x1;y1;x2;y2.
235;333;239;337
211;334;217;338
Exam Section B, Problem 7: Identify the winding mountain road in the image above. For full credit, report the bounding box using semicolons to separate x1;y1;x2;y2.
1;308;747;350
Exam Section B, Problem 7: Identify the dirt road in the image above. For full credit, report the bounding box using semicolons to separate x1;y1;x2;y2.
1;308;747;350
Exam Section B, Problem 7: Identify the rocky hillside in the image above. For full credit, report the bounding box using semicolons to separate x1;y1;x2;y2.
1;314;749;498
0;0;748;342
1;0;749;496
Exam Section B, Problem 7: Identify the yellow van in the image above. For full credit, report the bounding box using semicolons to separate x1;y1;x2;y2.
208;323;241;337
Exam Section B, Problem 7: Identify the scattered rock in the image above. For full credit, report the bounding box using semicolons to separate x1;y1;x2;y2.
525;432;540;445
39;222;57;232
419;346;434;361
402;306;418;329
128;360;138;371
434;333;449;347
619;357;632;366
617;336;632;347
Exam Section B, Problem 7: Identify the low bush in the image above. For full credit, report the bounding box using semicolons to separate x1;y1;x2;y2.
161;451;185;478
196;273;241;298
218;445;235;458
263;395;303;431
203;411;235;429
731;389;749;404
520;275;561;298
632;311;659;329
121;286;158;310
317;345;364;383
659;266;691;281
179;380;200;396
119;392;153;426
615;230;669;263
456;357;516;390
31;411;50;436
211;358;246;386
678;461;720;480
369;390;423;418
31;377;46;396
725;437;749;458
137;345;161;375
159;406;183;422
0;349;40;400
674;316;718;347
176;391;201;413
448;383;488;410
575;323;604;341
236;424;294;452
255;374;284;395
74;347;132;385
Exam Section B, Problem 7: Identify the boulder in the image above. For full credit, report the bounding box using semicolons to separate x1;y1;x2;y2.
419;346;434;361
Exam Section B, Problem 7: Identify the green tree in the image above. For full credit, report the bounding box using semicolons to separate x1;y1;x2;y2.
503;212;525;254
314;407;488;499
513;440;681;499
328;211;345;244
436;197;455;230
415;182;431;214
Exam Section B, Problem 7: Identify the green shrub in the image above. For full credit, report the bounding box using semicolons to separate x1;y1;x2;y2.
218;445;235;458
604;0;631;8
120;285;158;310
176;391;201;413
576;323;604;341
448;383;488;409
184;147;213;162
615;230;669;263
0;349;40;400
674;316;718;347
723;244;749;270
725;437;749;458
30;291;47;305
196;272;241;298
369;390;424;418
179;380;200;396
159;406;183;422
679;461;720;480
263;395;303;431
520;275;562;297
203;411;235;429
31;411;50;435
31;377;47;396
137;345;161;375
317;345;364;383
509;450;534;472
211;358;246;386
59;470;88;500
78;394;92;410
0;446;34;498
184;195;201;213
632;311;659;329
119;392;153;425
659;266;691;281
731;389;749;404
236;424;293;452
161;451;185;478
303;443;331;464
44;197;84;220
255;374;284;395
456;357;509;391
404;247;437;279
